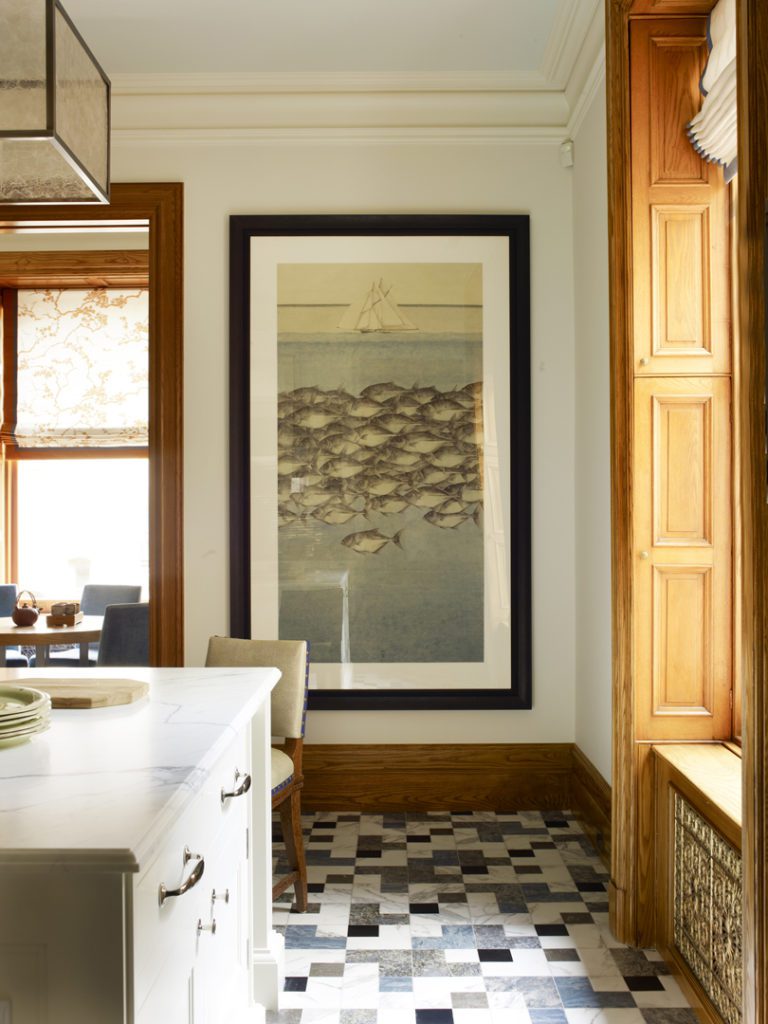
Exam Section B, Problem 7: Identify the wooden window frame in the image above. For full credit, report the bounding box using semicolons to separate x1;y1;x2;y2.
0;184;184;666
1;275;150;597
607;2;767;1023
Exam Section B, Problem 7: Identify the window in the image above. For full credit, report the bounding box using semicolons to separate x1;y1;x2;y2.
1;283;149;600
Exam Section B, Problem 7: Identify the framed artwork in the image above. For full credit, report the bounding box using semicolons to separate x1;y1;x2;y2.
229;214;531;709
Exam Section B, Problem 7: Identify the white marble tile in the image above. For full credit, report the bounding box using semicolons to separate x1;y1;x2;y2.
564;1011;646;1024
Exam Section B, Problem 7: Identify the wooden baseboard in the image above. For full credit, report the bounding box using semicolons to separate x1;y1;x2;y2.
570;746;612;868
301;743;573;812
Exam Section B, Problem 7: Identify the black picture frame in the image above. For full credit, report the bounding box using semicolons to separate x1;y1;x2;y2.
229;214;531;710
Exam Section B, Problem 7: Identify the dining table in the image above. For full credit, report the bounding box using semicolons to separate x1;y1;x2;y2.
0;615;104;667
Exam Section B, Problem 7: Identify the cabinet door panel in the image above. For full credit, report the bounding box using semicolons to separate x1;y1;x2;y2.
634;376;731;739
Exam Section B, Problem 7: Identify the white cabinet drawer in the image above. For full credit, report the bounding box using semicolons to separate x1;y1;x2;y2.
133;727;251;1017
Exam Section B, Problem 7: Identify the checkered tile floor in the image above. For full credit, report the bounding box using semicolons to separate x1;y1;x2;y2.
268;810;696;1024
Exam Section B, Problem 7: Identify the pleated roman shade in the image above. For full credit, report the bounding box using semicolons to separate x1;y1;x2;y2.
8;287;148;450
687;0;737;181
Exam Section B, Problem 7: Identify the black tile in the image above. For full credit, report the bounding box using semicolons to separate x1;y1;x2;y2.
535;924;569;936
507;848;536;857
326;874;353;884
356;850;382;859
348;925;380;937
309;835;334;843
515;866;543;875
625;976;665;991
460;866;488;875
437;893;467;904
561;913;593;924
416;1011;454;1024
283;977;308;992
409;903;440;914
477;949;513;962
407;835;432;843
544;819;569;828
313;822;337;829
530;841;556;849
430;828;453;835
577;882;606;892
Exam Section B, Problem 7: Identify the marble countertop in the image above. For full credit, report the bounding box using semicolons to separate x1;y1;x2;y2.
0;667;279;873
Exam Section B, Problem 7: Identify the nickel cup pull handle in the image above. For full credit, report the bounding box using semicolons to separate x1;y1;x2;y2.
221;768;252;805
159;847;205;906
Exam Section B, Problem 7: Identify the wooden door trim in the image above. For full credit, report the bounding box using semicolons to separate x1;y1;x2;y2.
0;184;184;666
607;0;637;946
737;1;768;1021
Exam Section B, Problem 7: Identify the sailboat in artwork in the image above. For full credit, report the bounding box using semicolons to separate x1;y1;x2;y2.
338;279;418;333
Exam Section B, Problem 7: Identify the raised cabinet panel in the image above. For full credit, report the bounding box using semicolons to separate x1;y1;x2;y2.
630;19;731;376
653;206;711;356
649;37;709;185
654;394;711;545
653;565;713;714
634;377;732;740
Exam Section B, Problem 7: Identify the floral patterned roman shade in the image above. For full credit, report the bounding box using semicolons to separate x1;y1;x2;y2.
10;287;148;450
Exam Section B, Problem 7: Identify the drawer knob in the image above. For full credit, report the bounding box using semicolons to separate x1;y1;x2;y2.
221;768;252;805
158;848;205;906
212;888;230;904
197;918;217;936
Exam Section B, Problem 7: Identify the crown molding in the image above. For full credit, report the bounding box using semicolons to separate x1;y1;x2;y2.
110;70;557;96
111;125;567;146
540;0;603;87
110;87;571;135
567;45;606;139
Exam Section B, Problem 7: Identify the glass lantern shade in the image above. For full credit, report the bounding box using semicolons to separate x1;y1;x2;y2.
0;0;110;204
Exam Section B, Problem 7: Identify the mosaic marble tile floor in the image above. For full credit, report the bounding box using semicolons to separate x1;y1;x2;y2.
269;810;697;1024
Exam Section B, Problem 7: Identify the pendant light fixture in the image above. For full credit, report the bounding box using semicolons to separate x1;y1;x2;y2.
0;0;110;204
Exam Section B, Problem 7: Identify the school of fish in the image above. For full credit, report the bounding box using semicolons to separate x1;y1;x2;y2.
277;381;483;553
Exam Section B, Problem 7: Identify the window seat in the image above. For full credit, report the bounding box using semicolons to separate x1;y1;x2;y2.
653;742;741;846
652;743;742;1024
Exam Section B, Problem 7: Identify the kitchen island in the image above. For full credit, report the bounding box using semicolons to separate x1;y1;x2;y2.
0;667;282;1024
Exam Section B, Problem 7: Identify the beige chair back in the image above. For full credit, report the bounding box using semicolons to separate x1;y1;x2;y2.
205;637;308;739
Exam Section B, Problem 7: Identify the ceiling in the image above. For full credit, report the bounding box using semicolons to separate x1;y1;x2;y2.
64;0;601;86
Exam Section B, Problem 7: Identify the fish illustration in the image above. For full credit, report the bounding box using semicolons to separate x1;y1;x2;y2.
371;413;414;433
424;397;466;422
320;435;361;457
291;406;339;430
324;457;366;479
406;488;452;510
347;398;385;418
379;448;421;468
368;495;409;515
352;426;393;448
360;382;407;402
398;432;445;455
423;509;473;529
312;506;363;525
365;475;402;496
429;446;467;469
341;528;404;554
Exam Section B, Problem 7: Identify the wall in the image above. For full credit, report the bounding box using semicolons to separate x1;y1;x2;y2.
572;76;612;782
112;132;577;745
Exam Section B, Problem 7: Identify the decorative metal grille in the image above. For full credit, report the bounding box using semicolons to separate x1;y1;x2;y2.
673;790;742;1024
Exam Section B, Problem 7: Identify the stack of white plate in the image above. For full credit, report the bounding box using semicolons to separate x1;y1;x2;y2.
0;685;51;746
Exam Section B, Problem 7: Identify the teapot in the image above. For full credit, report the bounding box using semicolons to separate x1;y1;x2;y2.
12;590;39;627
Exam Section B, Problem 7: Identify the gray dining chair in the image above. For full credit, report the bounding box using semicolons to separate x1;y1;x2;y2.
0;584;29;667
96;603;150;667
40;584;142;666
